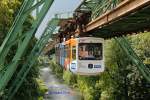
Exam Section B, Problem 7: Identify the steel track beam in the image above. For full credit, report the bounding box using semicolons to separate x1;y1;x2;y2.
85;0;150;32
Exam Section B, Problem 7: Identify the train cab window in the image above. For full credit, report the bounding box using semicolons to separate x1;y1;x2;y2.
72;46;76;60
78;43;102;60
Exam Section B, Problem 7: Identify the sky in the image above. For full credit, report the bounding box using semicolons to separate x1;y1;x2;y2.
35;0;82;39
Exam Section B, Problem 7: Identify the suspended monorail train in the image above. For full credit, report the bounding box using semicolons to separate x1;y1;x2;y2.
55;37;104;75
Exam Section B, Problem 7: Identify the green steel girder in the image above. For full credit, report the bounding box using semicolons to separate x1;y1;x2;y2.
0;0;54;92
6;18;60;100
76;0;122;19
114;36;150;82
76;0;99;11
23;0;45;15
0;0;34;68
91;0;120;19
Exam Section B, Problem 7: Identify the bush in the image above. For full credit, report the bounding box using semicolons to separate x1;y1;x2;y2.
50;61;63;78
63;70;77;85
37;79;48;97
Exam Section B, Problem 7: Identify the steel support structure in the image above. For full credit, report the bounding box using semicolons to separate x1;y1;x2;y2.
0;0;54;93
6;19;59;100
85;0;150;32
114;36;150;82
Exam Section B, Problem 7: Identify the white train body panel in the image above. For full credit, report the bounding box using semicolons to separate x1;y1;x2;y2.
70;37;104;75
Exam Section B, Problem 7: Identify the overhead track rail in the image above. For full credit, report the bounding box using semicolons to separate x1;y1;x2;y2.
85;0;150;36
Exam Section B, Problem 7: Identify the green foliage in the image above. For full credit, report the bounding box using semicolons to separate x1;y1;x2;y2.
76;76;101;100
100;33;150;100
50;61;63;78
38;96;44;100
63;70;77;85
131;32;150;64
0;0;21;44
37;79;48;97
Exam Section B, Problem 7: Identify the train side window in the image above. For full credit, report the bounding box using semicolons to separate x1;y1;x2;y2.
72;46;76;60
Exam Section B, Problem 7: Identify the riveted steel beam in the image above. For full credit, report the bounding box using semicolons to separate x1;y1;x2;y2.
6;18;59;100
0;0;54;93
85;0;150;32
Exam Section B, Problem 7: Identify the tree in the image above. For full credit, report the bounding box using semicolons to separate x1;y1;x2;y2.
0;0;21;44
100;34;150;100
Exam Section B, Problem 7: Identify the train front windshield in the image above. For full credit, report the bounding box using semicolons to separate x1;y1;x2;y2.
78;43;102;60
